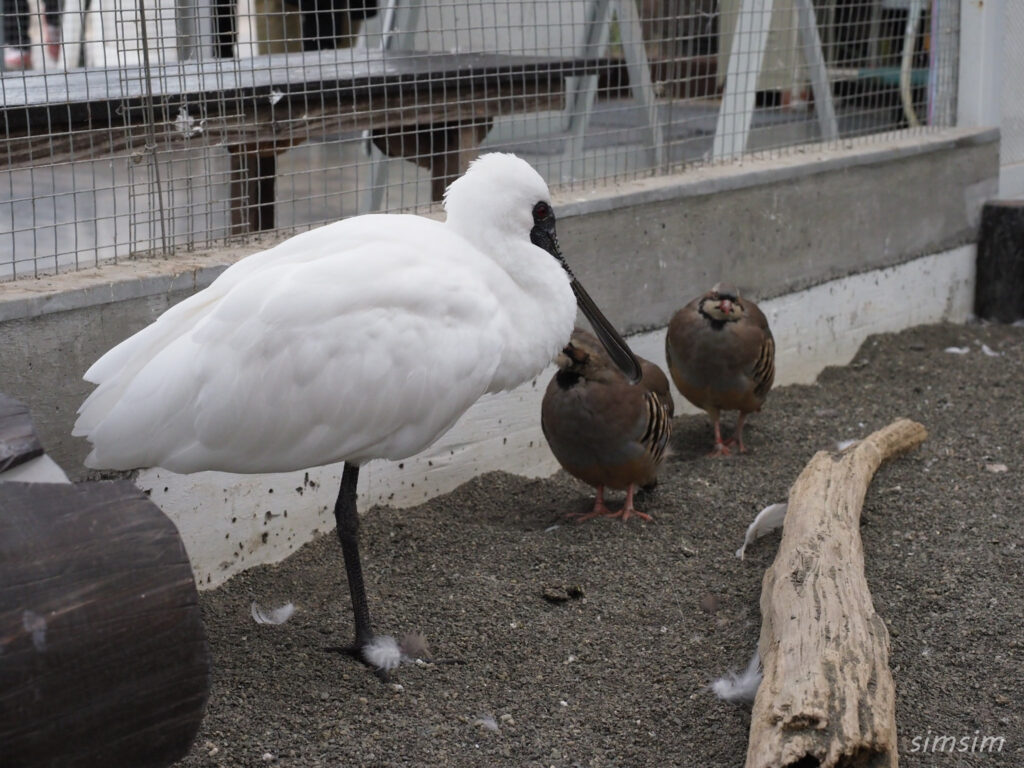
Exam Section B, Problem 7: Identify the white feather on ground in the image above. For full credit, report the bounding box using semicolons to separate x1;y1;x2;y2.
361;633;432;671
711;651;762;703
250;601;295;625
736;502;788;559
363;635;405;671
944;346;970;355
473;715;500;732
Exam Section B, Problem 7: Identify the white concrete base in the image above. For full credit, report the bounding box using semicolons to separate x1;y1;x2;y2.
142;245;975;589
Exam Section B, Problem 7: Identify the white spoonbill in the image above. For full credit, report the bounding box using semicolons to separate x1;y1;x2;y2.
74;152;642;669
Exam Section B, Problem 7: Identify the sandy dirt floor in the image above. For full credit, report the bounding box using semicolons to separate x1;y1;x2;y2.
176;321;1022;767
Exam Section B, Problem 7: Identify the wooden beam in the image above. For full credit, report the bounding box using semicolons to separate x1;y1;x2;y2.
229;148;278;234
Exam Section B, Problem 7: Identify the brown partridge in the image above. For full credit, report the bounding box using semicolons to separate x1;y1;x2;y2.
541;328;673;522
665;284;774;455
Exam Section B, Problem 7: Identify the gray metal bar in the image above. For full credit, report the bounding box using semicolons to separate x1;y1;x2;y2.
713;0;775;159
795;0;839;142
362;0;425;213
562;0;612;182
614;0;665;170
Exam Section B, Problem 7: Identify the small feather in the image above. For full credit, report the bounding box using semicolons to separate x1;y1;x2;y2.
736;503;787;559
711;651;762;703
399;631;431;661
981;344;1002;357
362;635;404;671
250;601;295;625
473;715;499;732
944;346;970;355
836;439;859;451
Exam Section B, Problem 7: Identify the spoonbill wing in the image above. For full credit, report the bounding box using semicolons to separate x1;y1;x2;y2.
76;220;510;473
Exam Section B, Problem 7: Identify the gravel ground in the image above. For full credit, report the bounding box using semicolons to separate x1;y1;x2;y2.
177;322;1023;768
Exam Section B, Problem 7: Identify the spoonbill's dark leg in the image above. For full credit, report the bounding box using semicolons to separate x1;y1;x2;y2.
333;462;374;653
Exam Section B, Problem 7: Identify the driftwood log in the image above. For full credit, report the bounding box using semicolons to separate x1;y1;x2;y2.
0;480;210;768
747;418;927;768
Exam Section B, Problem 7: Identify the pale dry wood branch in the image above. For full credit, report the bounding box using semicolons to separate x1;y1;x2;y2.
747;418;927;768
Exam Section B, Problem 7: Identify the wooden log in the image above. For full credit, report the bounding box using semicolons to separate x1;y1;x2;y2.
0;481;210;768
747;418;927;768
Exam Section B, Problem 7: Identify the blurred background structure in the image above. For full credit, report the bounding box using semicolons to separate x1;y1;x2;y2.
0;0;1011;280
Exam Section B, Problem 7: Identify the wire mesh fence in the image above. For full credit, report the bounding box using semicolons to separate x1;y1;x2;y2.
1001;1;1024;172
1;0;958;281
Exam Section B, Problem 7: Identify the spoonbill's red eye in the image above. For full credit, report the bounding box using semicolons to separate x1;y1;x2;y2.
533;202;551;220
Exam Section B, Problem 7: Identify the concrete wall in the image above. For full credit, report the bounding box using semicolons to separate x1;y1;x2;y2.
0;127;998;587
556;128;996;334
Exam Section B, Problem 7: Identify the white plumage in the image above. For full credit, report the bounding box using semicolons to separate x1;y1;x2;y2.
75;152;641;668
75;154;576;474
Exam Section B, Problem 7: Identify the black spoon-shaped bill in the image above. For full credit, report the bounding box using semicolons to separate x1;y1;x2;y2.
570;278;643;385
530;200;642;384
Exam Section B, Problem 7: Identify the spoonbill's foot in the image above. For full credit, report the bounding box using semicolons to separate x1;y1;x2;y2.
324;639;392;681
326;633;462;680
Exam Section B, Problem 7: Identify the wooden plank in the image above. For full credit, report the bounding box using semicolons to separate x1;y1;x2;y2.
0;393;44;475
0;481;210;768
0;51;607;131
2;82;565;170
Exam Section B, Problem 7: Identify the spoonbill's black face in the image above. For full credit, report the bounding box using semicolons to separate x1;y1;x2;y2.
530;201;561;260
530;200;643;385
